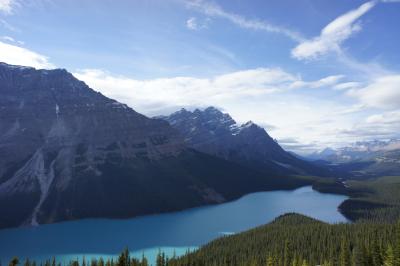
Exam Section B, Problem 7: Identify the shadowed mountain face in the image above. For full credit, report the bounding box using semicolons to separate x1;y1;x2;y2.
160;107;327;176
0;63;309;229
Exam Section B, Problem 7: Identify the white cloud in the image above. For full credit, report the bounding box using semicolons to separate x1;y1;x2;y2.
291;1;376;60
348;75;400;109
0;0;16;14
74;68;292;113
73;68;341;116
184;0;303;41
366;110;400;124
185;16;210;30
186;17;198;30
289;75;344;89
335;104;366;115
333;81;362;90
0;41;54;69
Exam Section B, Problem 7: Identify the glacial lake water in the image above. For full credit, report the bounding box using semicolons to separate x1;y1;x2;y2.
0;186;348;264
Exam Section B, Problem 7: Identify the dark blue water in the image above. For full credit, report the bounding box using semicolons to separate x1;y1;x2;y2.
0;186;347;264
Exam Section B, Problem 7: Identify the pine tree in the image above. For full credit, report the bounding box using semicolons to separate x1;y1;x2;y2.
283;240;290;266
9;257;19;266
371;236;383;266
90;259;97;266
140;254;148;266
290;256;297;266
301;259;308;266
340;237;351;266
24;259;30;266
384;245;395;266
352;245;364;266
156;251;163;266
322;260;332;266
395;220;400;266
118;248;130;266
266;255;274;266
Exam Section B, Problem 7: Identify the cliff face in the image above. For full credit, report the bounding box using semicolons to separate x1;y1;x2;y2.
0;63;187;228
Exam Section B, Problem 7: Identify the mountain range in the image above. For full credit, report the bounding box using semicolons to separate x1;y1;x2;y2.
0;63;311;229
308;140;400;177
159;107;329;177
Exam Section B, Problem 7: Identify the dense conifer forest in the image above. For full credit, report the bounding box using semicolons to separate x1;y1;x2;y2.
339;176;400;223
168;213;400;266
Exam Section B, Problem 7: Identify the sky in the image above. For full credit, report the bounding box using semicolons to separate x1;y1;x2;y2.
0;0;400;154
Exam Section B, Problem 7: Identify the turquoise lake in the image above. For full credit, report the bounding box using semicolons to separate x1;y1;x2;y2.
0;186;348;264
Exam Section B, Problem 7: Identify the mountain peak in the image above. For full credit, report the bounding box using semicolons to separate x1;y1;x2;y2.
204;106;222;113
241;120;257;128
161;107;326;177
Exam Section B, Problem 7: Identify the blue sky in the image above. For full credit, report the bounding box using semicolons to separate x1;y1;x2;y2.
1;0;400;154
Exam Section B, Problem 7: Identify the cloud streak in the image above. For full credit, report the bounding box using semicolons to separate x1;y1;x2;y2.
184;0;304;41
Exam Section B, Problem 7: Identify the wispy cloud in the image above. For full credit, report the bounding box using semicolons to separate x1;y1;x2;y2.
333;82;362;91
292;1;376;60
184;0;304;41
186;17;210;30
0;41;54;69
347;75;400;109
0;0;16;14
186;17;198;30
290;75;344;89
1;35;24;44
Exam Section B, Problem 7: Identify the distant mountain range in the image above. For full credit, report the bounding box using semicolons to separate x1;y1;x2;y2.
0;63;310;229
159;107;329;176
308;140;400;177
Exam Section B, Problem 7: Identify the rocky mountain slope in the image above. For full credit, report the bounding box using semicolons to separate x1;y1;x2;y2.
0;63;308;229
160;107;328;176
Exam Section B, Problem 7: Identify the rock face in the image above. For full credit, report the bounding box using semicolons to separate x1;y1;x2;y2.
0;63;308;229
161;107;326;176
